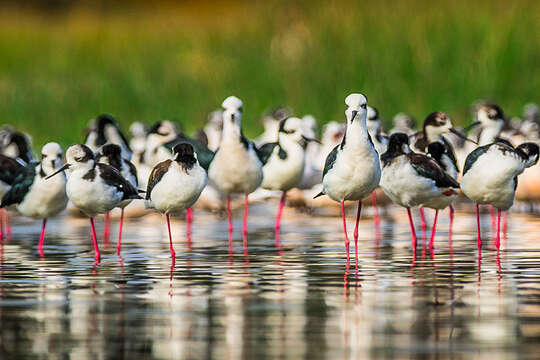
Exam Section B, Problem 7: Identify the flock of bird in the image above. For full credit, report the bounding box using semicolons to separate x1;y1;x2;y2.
0;94;539;269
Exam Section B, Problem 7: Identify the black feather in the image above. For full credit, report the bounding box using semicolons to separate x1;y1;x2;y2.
96;163;141;200
146;160;172;200
164;135;215;171
1;163;37;207
440;136;459;173
322;145;339;178
408;153;459;188
0;154;24;185
257;143;280;165
463;145;491;176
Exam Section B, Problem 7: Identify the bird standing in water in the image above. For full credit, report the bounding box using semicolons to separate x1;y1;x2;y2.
461;141;539;253
259;117;318;246
47;145;140;262
146;143;207;264
316;93;381;271
1;143;68;255
208;96;264;253
95;143;139;255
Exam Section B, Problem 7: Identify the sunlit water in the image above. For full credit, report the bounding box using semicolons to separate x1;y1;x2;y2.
1;201;539;359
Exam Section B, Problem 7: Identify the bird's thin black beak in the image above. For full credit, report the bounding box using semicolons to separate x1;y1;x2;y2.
449;127;478;144
46;164;70;179
302;135;322;144
351;111;358;121
231;113;235;121
463;121;481;132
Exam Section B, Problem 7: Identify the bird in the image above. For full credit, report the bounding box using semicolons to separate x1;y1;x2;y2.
0;143;68;255
410;112;473;232
422;142;460;250
460;140;539;253
46;144;141;262
145;143;207;264
259;117;318;246
84;114;132;160
255;107;292;146
389;112;416;135
203;110;224;152
0;128;34;164
379;133;459;255
95;143;139;254
315;93;381;270
208;95;264;252
0;153;25;238
366;105;388;225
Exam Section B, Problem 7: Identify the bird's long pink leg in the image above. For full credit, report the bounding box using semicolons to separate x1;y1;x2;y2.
38;218;47;257
371;191;380;225
186;207;193;235
242;194;249;255
89;217;100;262
341;201;350;269
429;210;438;252
274;191;287;248
407;208;417;256
353;201;362;271
476;204;482;251
419;208;427;232
496;208;501;254
103;211;110;245
116;208;124;255
0;209;5;240
227;195;233;254
4;210;11;237
166;214;175;265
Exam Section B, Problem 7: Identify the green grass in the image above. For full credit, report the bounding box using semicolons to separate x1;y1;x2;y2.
0;0;539;150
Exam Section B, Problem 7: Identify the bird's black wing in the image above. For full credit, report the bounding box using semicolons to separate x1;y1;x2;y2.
0;154;24;185
145;160;172;200
440;136;459;173
323;145;339;178
165;136;215;171
256;142;279;165
1;163;37;207
125;158;138;187
463;144;491;176
408;153;459;188
96;163;141;201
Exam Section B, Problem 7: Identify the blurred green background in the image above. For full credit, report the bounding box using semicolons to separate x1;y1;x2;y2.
0;0;539;149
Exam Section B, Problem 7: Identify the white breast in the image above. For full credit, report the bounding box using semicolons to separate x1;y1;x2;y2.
18;171;68;219
208;142;263;195
148;162;207;214
262;143;305;191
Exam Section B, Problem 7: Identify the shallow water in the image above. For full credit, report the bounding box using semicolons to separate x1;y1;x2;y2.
1;202;540;359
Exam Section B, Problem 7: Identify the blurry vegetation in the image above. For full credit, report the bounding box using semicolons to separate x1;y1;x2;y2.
0;0;539;149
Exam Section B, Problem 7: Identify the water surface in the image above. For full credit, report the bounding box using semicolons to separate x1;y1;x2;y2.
0;202;539;359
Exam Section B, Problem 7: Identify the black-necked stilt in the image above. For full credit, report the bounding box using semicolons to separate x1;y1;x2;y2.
380;133;459;254
461;140;539;253
315;93;381;270
0;128;33;164
202;110;223;152
366;105;388;225
46;144;141;262
410;112;473;232
84;114;132;160
146;143;207;264
423;142;460;250
468;103;506;146
208;95;264;251
0;153;25;239
1;143;68;255
95;143;139;254
259;117;318;245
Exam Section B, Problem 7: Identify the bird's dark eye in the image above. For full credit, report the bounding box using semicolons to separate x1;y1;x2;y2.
238;107;243;113
361;104;367;109
41;153;46;158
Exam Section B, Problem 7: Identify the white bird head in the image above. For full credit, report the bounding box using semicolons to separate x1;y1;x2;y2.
344;93;368;124
476;103;505;128
366;106;381;134
221;96;244;139
46;144;94;180
41;142;63;173
278;117;319;148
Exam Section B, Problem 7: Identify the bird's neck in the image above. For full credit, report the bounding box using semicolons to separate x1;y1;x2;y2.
342;119;371;151
424;126;444;143
221;122;243;145
479;124;502;145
